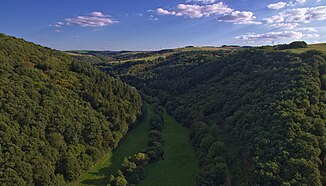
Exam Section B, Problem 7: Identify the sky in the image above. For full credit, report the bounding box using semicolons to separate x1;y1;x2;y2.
0;0;325;51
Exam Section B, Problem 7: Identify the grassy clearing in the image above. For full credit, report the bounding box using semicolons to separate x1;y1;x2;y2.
286;43;326;54
139;112;198;186
176;46;236;52
110;54;165;64
72;103;153;186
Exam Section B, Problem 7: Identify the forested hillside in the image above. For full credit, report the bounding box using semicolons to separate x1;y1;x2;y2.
2;32;326;186
0;34;142;185
104;48;326;185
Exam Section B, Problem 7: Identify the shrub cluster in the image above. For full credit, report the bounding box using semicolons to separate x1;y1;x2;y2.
108;112;164;186
146;114;164;162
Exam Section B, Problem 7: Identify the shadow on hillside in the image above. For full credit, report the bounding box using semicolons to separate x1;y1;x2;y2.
81;174;109;186
80;149;123;185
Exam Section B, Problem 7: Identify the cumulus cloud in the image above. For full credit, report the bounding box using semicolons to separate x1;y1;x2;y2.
155;2;263;25
264;6;326;24
54;12;117;28
217;11;261;24
156;8;176;15
236;31;319;41
267;2;287;10
156;2;233;18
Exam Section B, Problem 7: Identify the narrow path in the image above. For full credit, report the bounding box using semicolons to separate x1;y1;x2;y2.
139;112;198;186
72;103;153;186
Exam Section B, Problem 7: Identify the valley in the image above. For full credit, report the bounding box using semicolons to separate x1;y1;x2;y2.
1;33;326;186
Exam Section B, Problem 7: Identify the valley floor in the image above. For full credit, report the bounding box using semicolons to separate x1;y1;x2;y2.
72;104;153;186
139;112;198;186
72;104;198;186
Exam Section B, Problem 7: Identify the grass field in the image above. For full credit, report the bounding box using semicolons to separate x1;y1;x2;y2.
72;104;198;186
72;103;153;186
139;112;198;186
286;43;326;54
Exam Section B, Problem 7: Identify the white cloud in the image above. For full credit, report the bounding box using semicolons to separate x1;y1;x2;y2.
236;31;319;41
55;22;64;28
270;23;318;32
156;8;176;15
294;0;306;4
270;23;299;29
264;14;285;24
156;2;233;18
90;12;106;17
149;15;159;21
186;0;216;4
264;6;326;24
217;11;261;24
288;0;307;6
304;33;320;38
296;27;318;32
55;12;117;28
267;2;287;10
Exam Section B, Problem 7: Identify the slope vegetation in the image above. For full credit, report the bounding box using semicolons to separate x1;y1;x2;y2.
107;49;326;185
0;34;142;185
74;103;153;186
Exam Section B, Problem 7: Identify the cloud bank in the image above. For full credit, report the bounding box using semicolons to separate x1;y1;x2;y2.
236;31;319;42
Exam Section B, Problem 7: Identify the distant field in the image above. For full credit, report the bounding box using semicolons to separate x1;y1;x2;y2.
110;54;165;64
66;52;95;57
72;104;153;186
67;46;237;64
286;43;326;54
140;113;198;186
176;46;238;52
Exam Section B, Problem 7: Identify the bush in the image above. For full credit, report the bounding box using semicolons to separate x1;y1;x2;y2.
148;130;162;142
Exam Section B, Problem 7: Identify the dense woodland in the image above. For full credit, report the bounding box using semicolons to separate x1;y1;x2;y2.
102;48;326;185
0;34;142;185
1;32;326;186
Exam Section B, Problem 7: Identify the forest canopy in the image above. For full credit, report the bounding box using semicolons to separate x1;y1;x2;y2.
105;48;326;185
1;32;326;186
0;34;142;185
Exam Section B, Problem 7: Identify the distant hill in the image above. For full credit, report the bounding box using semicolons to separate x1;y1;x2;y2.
66;42;326;66
285;43;326;54
0;33;142;185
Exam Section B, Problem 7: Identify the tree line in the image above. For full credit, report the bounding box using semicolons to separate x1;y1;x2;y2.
108;110;165;186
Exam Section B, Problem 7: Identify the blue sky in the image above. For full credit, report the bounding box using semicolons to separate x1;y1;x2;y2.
0;0;325;50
